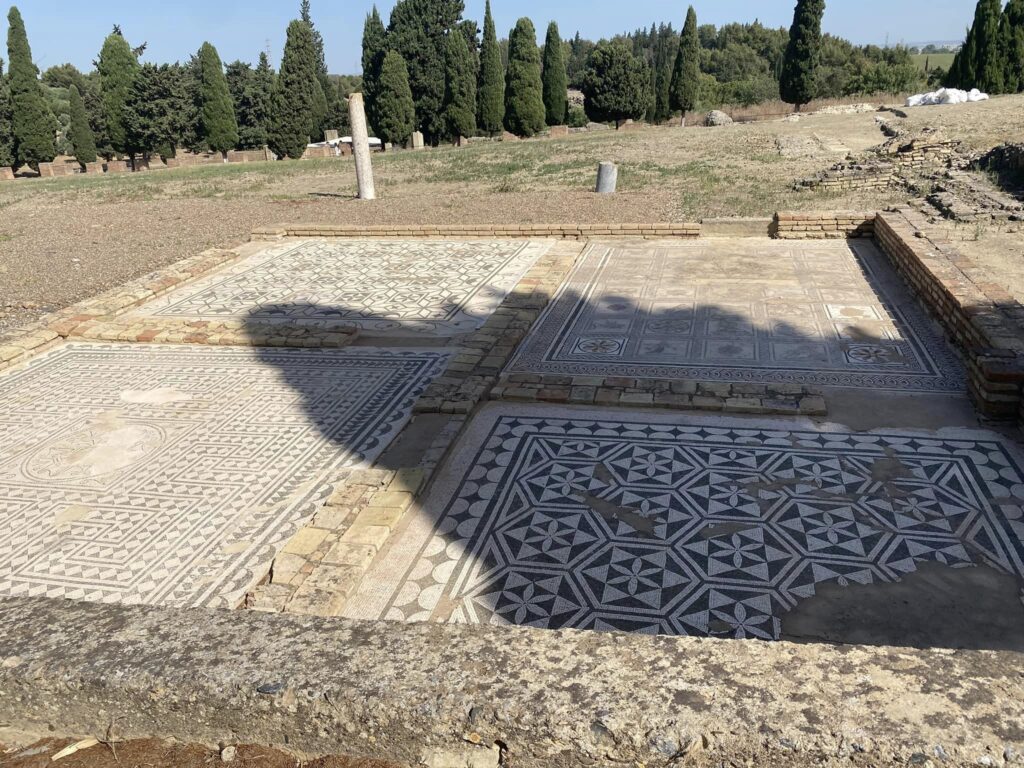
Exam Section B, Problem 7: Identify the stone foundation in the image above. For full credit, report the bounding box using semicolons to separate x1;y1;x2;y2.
0;166;14;180
875;208;1024;421
772;211;876;239
252;223;702;240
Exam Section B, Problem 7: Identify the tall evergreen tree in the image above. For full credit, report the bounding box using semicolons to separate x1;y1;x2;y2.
324;79;351;136
97;30;140;155
974;0;1007;92
226;55;274;149
6;7;54;167
300;0;334;135
268;19;322;158
1004;0;1024;92
653;29;674;122
361;7;388;134
388;0;465;142
504;17;545;137
0;58;14;168
582;39;649;128
196;43;239;155
123;63;193;158
670;6;700;125
542;21;568;125
443;28;477;140
375;50;415;146
477;0;504;134
68;84;97;166
780;0;826;111
949;24;978;88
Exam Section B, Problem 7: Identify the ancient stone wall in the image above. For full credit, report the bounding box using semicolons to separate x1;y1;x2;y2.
252;223;702;240
772;211;876;239
875;208;1024;421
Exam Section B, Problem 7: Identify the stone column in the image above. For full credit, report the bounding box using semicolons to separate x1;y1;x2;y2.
348;93;376;201
412;131;425;150
595;161;618;194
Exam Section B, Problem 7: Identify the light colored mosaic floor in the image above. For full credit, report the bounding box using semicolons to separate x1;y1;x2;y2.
131;239;553;336
506;239;964;391
0;343;448;607
344;404;1024;638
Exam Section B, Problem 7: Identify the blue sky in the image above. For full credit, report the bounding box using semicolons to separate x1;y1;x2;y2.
12;1;975;75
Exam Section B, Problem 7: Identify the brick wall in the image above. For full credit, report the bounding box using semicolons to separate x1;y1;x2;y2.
772;212;876;239
875;209;1024;421
252;223;702;240
1;167;15;181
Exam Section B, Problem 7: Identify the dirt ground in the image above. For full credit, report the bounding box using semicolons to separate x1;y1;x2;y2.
0;739;400;768
1;93;1022;335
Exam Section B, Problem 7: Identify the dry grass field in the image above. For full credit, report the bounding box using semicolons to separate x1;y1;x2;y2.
1;93;1022;334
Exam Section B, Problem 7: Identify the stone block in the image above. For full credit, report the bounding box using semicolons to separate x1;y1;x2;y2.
105;160;129;174
282;527;330;556
0;166;14;181
412;131;425;149
548;125;569;138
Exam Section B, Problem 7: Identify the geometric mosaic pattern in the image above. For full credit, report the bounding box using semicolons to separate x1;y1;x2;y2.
132;239;552;336
506;239;965;391
344;405;1024;639
0;343;448;608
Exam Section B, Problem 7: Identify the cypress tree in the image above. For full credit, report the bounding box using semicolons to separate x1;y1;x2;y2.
974;0;1006;92
388;0;465;142
443;29;477;141
123;63;193;159
97;30;140;155
780;0;826;111
226;55;274;149
542;22;568;125
0;58;14;168
670;6;700;125
268;19;322;158
361;7;388;134
581;39;649;128
654;31;673;123
301;0;334;136
1004;0;1024;92
68;84;97;166
196;42;239;156
477;0;504;135
504;18;545;137
6;7;55;167
948;25;978;88
375;50;415;146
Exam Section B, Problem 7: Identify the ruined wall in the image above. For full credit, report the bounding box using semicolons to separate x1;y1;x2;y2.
772;211;876;239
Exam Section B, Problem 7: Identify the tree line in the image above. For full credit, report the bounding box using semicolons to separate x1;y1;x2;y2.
946;0;1024;93
0;2;355;170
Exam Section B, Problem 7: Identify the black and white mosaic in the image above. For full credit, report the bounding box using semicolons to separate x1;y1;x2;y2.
345;405;1024;638
0;343;448;607
506;239;965;391
132;239;552;336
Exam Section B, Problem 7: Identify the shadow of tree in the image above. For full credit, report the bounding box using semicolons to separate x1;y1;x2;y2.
240;278;1024;652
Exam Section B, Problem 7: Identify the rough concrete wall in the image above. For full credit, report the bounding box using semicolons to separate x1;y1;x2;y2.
0;597;1021;767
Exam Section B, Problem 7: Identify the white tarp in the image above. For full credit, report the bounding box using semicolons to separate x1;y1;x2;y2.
906;88;990;107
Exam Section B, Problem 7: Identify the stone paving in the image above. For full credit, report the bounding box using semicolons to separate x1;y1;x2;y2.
131;239;553;336
0;343;447;607
343;404;1024;638
507;239;965;392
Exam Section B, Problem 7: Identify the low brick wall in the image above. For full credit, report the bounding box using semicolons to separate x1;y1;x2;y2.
253;223;702;240
772;211;875;239
0;166;14;180
875;208;1024;421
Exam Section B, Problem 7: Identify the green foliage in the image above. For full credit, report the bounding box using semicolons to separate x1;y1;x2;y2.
780;0;826;108
97;30;140;155
226;53;274;149
542;22;568;125
196;42;239;154
68;84;97;165
477;0;504;134
652;27;675;122
947;0;1006;92
443;30;476;140
123;63;194;158
6;7;55;166
1005;0;1024;92
361;7;388;134
268;19;322;158
324;77;353;136
670;6;701;118
566;102;587;128
0;58;14;167
374;50;415;145
566;33;595;89
504;17;545;137
388;0;465;141
582;39;649;127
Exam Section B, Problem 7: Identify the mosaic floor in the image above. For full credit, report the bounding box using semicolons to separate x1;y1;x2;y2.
0;343;448;607
506;239;964;391
345;405;1024;638
132;239;553;336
